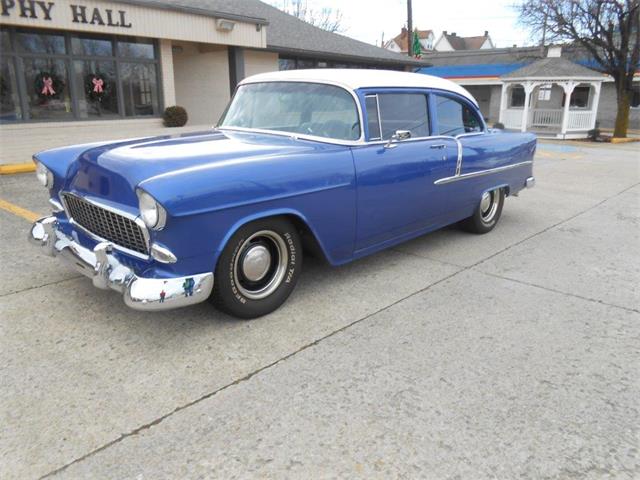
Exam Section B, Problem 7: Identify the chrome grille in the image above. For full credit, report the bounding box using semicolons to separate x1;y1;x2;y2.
63;194;148;255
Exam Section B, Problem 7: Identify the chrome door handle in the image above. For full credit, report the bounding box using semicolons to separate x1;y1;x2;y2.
430;144;446;149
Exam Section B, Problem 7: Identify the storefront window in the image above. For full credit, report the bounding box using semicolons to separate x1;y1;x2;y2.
0;30;9;50
74;60;119;118
118;39;154;59
16;31;65;54
0;57;21;122
120;63;159;116
23;58;73;120
71;36;113;56
0;28;161;122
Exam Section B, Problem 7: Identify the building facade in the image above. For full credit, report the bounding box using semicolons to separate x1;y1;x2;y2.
0;0;420;164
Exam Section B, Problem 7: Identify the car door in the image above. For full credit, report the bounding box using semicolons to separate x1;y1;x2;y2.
351;91;458;252
430;92;490;214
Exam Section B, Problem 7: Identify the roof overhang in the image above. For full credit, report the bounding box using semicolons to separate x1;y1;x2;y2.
262;45;427;67
115;0;269;25
502;76;605;82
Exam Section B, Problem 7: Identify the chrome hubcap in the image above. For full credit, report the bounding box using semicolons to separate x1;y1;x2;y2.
233;230;289;300
241;245;271;282
480;189;500;223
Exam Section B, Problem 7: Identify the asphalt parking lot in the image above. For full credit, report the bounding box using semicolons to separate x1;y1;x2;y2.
1;140;639;479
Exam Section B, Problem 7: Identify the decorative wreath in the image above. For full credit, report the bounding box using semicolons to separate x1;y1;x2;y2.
85;73;109;102
34;72;64;100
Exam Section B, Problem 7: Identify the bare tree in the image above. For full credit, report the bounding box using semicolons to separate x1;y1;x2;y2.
274;0;344;33
518;0;639;137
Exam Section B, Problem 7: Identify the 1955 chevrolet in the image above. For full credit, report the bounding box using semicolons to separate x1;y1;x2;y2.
29;69;536;318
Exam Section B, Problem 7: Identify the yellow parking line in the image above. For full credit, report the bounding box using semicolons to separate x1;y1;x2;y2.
0;199;41;222
0;163;36;175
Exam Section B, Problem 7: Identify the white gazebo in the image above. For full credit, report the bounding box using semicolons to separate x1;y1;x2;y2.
498;51;605;139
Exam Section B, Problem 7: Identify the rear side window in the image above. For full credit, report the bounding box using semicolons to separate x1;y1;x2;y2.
365;93;429;140
435;94;483;136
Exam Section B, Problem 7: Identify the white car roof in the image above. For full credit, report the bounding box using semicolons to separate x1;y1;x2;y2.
240;69;478;106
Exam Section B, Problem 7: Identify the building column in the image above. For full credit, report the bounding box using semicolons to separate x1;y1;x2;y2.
589;82;602;130
159;39;176;108
560;81;577;136
520;82;535;132
228;47;245;94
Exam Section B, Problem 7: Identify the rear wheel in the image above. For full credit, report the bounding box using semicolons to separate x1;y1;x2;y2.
461;188;505;234
212;218;302;319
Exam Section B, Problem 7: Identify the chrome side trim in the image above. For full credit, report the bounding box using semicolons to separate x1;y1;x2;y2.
434;161;534;185
454;137;463;176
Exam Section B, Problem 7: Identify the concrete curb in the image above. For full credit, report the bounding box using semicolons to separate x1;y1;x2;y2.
0;163;36;175
610;137;640;144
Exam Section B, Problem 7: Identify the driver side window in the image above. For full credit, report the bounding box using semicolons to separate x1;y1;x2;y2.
434;94;483;136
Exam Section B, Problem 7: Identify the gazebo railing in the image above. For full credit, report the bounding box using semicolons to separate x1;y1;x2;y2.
501;109;522;129
531;109;562;127
567;111;595;131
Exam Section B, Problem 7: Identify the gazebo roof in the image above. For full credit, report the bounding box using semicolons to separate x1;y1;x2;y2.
501;57;604;80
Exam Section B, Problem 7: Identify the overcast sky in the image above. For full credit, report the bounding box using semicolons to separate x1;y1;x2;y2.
266;0;535;49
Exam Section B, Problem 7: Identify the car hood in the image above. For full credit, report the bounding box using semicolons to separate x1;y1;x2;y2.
64;129;325;207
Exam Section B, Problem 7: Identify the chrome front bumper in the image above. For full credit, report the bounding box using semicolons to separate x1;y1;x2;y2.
29;216;214;311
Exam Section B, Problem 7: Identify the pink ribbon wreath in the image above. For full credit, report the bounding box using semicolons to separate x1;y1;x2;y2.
41;77;56;96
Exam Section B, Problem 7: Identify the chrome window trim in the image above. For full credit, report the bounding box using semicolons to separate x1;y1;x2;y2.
363;93;382;141
218;79;365;145
434;161;533;185
216;126;364;147
375;94;383;141
60;192;151;260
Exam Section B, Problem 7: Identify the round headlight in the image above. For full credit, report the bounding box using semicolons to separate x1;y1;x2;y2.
35;161;53;188
137;190;166;230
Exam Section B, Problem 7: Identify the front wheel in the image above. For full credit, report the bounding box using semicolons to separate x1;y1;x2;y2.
461;188;505;234
212;218;302;319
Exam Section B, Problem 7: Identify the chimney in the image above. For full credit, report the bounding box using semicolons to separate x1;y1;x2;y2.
401;26;407;34
512;44;517;48
451;32;456;36
547;45;562;57
484;30;488;37
443;30;447;35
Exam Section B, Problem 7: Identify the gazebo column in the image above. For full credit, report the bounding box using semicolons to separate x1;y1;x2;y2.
590;82;602;130
498;83;509;125
520;82;535;132
560;81;577;137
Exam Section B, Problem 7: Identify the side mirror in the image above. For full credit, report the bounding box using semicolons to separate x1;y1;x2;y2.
384;129;411;149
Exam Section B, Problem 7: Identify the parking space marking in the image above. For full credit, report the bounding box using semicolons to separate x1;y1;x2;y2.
0;198;41;222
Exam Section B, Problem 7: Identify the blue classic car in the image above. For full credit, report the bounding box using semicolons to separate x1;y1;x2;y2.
29;69;536;318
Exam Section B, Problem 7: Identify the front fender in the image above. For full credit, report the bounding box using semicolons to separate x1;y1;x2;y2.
142;147;357;268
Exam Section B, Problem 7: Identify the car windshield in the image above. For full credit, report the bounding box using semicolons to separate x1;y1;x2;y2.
219;82;361;141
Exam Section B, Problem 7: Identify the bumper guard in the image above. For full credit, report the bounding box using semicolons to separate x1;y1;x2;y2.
29;216;214;311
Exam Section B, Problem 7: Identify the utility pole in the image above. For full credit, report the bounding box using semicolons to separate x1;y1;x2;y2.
407;0;413;56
